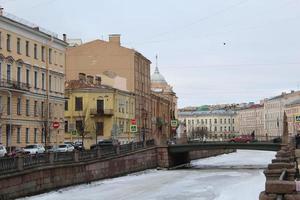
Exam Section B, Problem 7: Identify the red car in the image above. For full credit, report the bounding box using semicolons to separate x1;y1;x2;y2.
229;135;253;143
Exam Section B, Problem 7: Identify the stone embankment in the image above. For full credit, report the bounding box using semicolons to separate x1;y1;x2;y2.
259;145;300;199
0;141;232;200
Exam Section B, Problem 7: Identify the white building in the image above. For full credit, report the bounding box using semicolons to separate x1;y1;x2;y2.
178;110;237;138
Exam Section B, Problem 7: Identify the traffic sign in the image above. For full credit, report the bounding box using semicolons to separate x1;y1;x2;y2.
171;120;178;127
130;125;137;133
131;119;136;125
52;121;60;129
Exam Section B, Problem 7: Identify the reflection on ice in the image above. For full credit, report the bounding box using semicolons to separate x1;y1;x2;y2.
20;150;276;200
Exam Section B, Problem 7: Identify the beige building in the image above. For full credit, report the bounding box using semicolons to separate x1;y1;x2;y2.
150;64;178;140
151;91;171;144
66;35;151;141
0;10;67;148
178;110;237;138
285;99;300;136
264;91;300;138
236;104;265;140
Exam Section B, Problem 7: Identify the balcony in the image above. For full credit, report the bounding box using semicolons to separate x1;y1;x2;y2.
90;108;114;116
0;79;30;91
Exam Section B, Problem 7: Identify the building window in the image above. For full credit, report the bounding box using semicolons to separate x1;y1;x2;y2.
49;103;52;118
17;128;21;144
26;69;30;85
41;46;45;62
65;121;68;133
49;75;52;91
220;119;222;124
17;66;21;84
7;64;11;81
34;71;38;89
49;48;52;64
76;120;84;133
220;126;223;132
41;102;44;117
34;128;38;143
34;101;38;116
17;97;21;115
65;100;68;111
26;41;29;56
214;119;217;124
42;73;45;90
17;38;21;54
228;119;231;124
7;96;10;115
224;119;227;124
232;119;235;124
34;44;38;59
6;34;11;51
214;126;217;132
26;128;30;143
41;128;45;143
229;126;231;131
26;99;30;116
96;122;104;136
233;126;235;131
75;97;83;111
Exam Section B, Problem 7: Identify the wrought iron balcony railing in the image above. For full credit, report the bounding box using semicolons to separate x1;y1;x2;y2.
90;108;114;116
0;79;30;91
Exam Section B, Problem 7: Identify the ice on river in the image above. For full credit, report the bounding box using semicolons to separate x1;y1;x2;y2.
20;150;276;200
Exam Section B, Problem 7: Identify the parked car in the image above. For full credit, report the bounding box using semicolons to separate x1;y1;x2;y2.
229;135;253;143
74;141;84;151
56;144;74;152
272;137;282;143
0;145;7;157
90;140;116;150
23;144;45;154
7;147;26;157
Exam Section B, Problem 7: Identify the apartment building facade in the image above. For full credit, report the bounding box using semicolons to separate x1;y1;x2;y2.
66;35;151;141
0;10;67;148
64;74;135;147
178;110;237;138
284;99;300;136
264;91;300;138
236;104;265;140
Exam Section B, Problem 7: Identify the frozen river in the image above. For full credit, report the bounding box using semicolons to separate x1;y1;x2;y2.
21;150;276;200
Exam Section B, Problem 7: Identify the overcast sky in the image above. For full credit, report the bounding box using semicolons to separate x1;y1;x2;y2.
1;0;300;108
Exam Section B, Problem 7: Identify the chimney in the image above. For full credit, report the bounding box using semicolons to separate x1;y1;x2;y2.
86;75;94;84
109;34;121;46
95;76;102;85
78;73;86;82
63;34;67;42
0;7;3;16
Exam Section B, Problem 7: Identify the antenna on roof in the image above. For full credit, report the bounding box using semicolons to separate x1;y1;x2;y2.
155;54;158;68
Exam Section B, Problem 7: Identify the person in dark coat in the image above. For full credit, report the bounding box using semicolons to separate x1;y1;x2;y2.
295;133;300;148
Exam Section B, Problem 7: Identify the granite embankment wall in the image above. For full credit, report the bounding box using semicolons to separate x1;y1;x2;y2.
0;147;232;199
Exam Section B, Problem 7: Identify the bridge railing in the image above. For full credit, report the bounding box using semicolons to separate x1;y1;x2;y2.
0;139;156;175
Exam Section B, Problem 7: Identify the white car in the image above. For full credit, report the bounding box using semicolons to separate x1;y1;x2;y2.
23;144;45;154
0;145;7;157
56;144;74;152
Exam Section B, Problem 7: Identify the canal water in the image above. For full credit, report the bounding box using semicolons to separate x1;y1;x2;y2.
21;150;275;200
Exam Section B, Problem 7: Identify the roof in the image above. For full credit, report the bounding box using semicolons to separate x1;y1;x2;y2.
286;99;300;107
178;109;236;117
65;80;133;95
151;66;167;84
0;12;67;46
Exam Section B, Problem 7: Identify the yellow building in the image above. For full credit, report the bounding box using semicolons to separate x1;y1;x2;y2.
64;73;135;148
0;9;67;148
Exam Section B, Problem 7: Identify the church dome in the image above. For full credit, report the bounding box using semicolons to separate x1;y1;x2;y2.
151;67;167;84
